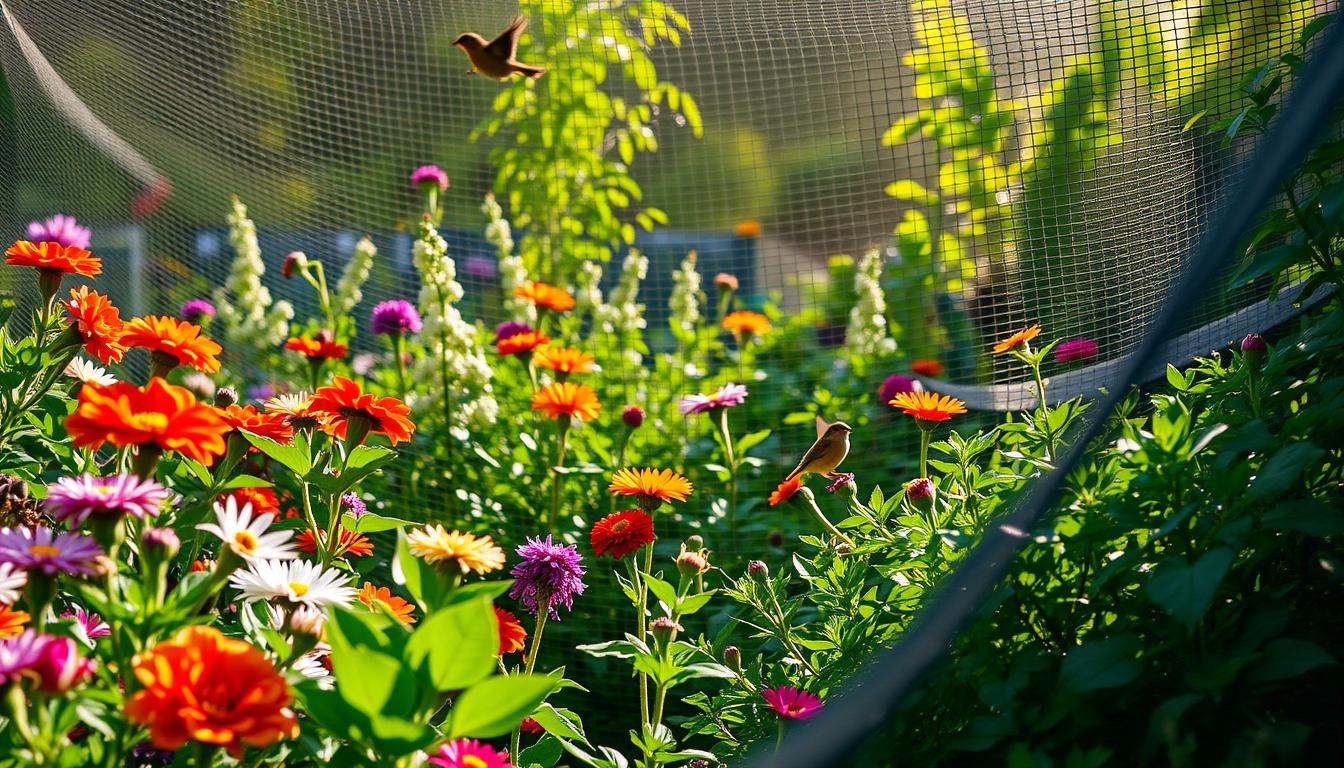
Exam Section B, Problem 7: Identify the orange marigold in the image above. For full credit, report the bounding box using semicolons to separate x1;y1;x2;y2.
223;487;280;516
531;382;601;421
309;376;415;446
889;391;968;423
910;359;945;377
769;475;803;507
121;315;222;373
66;379;230;465
64;286;127;364
533;346;596;375
0;604;30;638
722;311;771;337
608;467;693;508
514;281;576;312
125;626;298;758
296;528;374;559
357;583;416;624
216;404;294;445
5;240;101;277
992;324;1042;354
494;607;527;655
285;336;348;360
496;331;549;356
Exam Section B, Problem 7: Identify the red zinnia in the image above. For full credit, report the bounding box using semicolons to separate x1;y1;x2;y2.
285;336;347;360
910;359;944;377
121;315;222;374
496;331;549;357
216;404;294;445
590;510;656;559
295;528;374;559
309;376;415;446
223;487;280;516
5;240;101;277
65;379;230;465
494;607;527;655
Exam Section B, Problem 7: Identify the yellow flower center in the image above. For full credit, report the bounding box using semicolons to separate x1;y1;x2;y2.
29;545;62;557
233;531;258;553
611;519;630;532
289;582;310;597
96;485;113;494
126;412;170;432
463;757;488;768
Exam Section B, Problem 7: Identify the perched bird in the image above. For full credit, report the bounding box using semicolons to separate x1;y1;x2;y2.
784;417;853;481
453;16;546;80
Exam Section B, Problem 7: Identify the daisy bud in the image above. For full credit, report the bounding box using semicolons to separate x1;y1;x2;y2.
282;251;308;279
650;616;681;647
289;606;326;640
905;478;936;514
714;273;739;292
622;405;645;428
141;527;180;561
723;645;743;674
676;548;710;578
213;387;238;408
1241;333;1266;367
747;560;769;582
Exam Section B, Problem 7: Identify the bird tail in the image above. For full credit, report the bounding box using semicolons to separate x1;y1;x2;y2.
514;64;546;79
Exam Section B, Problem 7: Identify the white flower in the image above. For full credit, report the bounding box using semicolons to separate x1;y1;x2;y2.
291;649;335;690
0;563;26;605
196;496;297;562
213;197;295;359
230;559;355;609
669;251;702;342
574;260;604;317
334;236;376;315
179;371;216;401
596;249;650;371
483;194;532;323
846;246;897;358
267;603;326;638
63;358;116;386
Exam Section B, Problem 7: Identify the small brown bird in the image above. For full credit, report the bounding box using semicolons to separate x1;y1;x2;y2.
784;417;853;481
453;16;546;81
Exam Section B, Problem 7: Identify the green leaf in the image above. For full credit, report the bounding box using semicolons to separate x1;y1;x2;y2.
1248;442;1323;500
530;704;590;746
394;531;450;612
344;512;417;534
1060;634;1142;692
220;474;274;490
1244;638;1337;684
735;429;772;456
519;736;564;768
1144;548;1235;630
884;179;940;205
447;675;558;738
643;575;678;610
243;432;312;475
406;598;498;691
1261;499;1344;537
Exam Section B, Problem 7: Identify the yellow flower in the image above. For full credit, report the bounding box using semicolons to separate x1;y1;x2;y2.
406;525;506;575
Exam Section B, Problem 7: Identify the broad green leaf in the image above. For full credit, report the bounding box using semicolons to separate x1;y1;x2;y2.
243;432;312;475
1144;548;1235;630
406;598;498;691
447;675;558;738
1060;634;1142;692
343;512;417;533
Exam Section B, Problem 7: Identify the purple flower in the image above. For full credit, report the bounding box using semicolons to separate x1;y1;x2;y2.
495;321;533;342
825;472;856;493
622;405;645;428
247;384;276;402
465;256;498;280
678;383;748;416
179;298;216;323
410;165;450;192
60;604;111;639
131;742;175;767
879;374;921;404
26;214;91;249
1241;333;1266;353
370;300;423;336
341;493;368;518
0;631;46;684
45;474;169;526
508;535;586;619
1054;338;1099;364
0;527;103;576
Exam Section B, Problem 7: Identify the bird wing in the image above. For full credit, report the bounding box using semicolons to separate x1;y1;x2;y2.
786;433;833;480
487;15;527;61
815;415;829;439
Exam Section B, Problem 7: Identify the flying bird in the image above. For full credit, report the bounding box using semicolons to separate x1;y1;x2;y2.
783;417;853;482
453;16;546;81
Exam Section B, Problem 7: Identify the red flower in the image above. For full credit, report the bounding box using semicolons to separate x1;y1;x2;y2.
309;376;415;446
295;528;374;559
216;404;294;445
222;487;280;516
769;476;803;506
590;510;656;559
494;607;527;655
66;379;230;465
910;359;944;377
285;336;347;360
5;240;101;276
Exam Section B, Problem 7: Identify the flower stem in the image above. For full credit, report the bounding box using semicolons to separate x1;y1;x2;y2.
392;332;408;398
918;428;930;480
718;406;738;546
636;545;653;726
801;490;853;548
548;418;570;532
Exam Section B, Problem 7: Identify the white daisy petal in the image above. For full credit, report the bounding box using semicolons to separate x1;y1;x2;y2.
196;496;296;562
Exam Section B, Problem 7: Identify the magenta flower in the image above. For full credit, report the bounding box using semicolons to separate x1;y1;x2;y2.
1054;338;1099;364
824;472;855;493
370;300;423;336
45;474;169;525
622;405;645;428
0;631;46;684
30;633;95;694
878;374;921;404
341;493;368;518
26;214;91;249
0;527;103;576
1241;333;1266;353
179;299;216;323
410;165;450;192
494;321;533;341
761;686;825;720
61;604;111;639
465;256;498;279
508;535;586;619
427;739;511;768
678;383;749;415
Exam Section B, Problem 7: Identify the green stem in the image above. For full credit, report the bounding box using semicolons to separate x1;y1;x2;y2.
393;332;408;399
636;545;653;726
775;718;786;752
918;428;931;479
299;482;330;567
718;406;738;546
548;418;570;532
802;491;853;548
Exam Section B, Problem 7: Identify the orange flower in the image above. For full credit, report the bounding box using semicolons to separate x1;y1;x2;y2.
911;359;945;377
497;331;549;356
514;281;576;312
126;626;298;758
608;468;693;509
297;528;374;559
889;391;968;423
769;476;803;507
223;487;280;516
285;336;347;360
216;404;294;445
122;315;222;373
734;219;763;238
494;607;527;655
66;379;230;465
0;604;30;638
533;346;596;375
992;324;1042;354
531;382;601;421
357;583;416;624
64;287;127;364
722;311;771;337
309;376;415;446
5;240;101;277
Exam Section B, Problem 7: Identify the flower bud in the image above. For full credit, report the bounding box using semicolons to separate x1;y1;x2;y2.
825;472;857;499
723;645;742;674
282;251;308;279
315;328;334;345
190;559;215;573
289;606;326;639
835;542;853;556
676;547;710;577
1241;333;1266;367
141;527;180;561
213;387;238;408
714;273;739;292
650;615;681;643
747;560;769;582
685;535;704;550
31;635;95;695
622;405;645;428
905;477;936;514
767;530;784;547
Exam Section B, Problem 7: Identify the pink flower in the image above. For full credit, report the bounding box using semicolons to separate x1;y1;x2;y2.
1054;338;1099;363
761;686;824;720
427;739;511;768
0;527;103;576
678;383;748;415
45;474;170;525
30;634;95;693
622;405;645;428
27;214;91;249
411;165;450;192
61;604;111;639
878;374;921;404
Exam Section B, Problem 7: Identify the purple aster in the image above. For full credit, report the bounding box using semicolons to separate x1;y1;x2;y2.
370;300;423;336
1054;338;1099;363
508;535;586;619
247;384;277;402
879;374;921;404
45;474;169;526
495;321;533;341
465;256;498;279
410;164;450;192
179;298;216;323
0;527;103;576
131;743;175;767
678;383;749;416
26;214;91;249
60;604;111;639
0;630;46;684
341;493;368;518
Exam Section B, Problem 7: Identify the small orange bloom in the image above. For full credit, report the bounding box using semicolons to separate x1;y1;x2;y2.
769;476;803;507
992;324;1042;354
216;404;294;445
0;604;30;638
5;240;101;277
533;346;596;375
64;287;127;364
309;376;415;446
297;528;374;559
514;281;576;312
357;583;416;624
66;379;230;465
122;315;222;373
531;382;601;421
497;331;549;357
911;359;945;377
494;607;527;655
722;311;771;337
285;336;348;360
608;467;693;505
889;391;968;423
223;487;280;516
734;220;763;238
126;626;297;758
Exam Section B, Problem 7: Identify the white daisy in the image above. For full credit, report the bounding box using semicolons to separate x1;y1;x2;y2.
63;357;116;387
0;563;27;605
267;603;326;638
196;496;296;562
290;648;335;690
230;559;355;609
